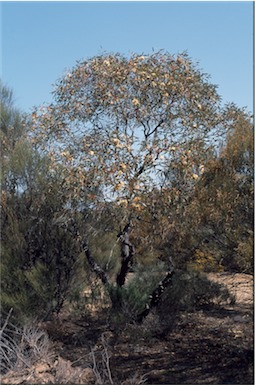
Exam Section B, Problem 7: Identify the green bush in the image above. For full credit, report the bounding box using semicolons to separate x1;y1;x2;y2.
108;263;167;322
1;153;81;323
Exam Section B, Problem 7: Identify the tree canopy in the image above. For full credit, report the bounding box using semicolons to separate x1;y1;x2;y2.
31;52;226;210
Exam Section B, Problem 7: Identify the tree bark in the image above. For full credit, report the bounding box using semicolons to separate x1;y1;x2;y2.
116;220;135;287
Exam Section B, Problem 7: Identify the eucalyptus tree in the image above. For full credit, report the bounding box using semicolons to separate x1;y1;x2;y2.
31;52;231;318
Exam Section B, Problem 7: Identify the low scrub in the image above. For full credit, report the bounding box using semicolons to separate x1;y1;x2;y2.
0;310;53;375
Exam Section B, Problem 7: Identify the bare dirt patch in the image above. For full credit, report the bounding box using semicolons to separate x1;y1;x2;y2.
207;273;253;307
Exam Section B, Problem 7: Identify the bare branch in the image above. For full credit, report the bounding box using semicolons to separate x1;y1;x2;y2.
0;308;13;337
82;240;108;285
144;119;164;140
136;268;175;324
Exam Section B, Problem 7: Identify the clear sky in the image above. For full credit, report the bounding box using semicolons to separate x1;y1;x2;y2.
1;1;253;114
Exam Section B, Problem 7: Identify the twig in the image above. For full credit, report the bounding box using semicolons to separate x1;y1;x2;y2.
0;308;13;336
101;335;114;385
90;334;114;385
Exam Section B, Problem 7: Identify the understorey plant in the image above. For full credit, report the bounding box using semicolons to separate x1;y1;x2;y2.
71;216;175;323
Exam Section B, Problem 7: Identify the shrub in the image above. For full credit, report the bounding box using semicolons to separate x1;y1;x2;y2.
0;310;52;375
108;263;169;322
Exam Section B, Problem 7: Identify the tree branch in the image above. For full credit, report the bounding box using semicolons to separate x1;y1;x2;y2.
136;265;175;324
82;240;108;285
145;119;164;140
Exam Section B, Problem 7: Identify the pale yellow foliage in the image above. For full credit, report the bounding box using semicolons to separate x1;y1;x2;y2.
132;98;140;106
114;181;125;191
112;138;121;147
120;163;127;170
131;202;142;210
199;165;205;174
117;199;128;207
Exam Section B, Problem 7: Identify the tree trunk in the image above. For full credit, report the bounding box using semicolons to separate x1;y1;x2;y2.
116;220;135;287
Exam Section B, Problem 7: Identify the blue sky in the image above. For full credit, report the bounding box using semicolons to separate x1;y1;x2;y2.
1;1;253;114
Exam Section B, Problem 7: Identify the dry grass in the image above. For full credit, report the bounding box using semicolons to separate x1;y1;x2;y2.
0;309;52;374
